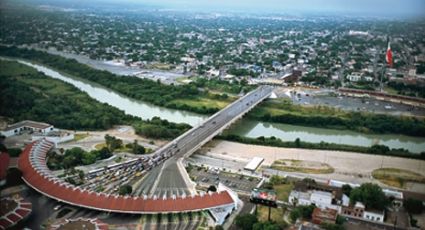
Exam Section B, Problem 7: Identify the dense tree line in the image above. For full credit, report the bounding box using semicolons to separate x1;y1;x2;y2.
250;107;425;137
219;134;425;160
387;81;425;98
0;60;189;139
0;68;133;130
133;117;191;139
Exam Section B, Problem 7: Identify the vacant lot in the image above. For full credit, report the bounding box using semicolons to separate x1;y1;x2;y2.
372;168;425;188
205;140;425;191
272;159;334;174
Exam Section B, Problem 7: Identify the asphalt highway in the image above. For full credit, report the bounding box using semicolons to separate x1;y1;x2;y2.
140;85;274;196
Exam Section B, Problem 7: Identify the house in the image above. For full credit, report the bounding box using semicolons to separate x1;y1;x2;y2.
346;72;362;82
310;191;336;210
207;69;220;77
341;201;365;218
341;201;385;223
289;190;311;206
312;208;338;225
1;120;54;137
363;209;385;223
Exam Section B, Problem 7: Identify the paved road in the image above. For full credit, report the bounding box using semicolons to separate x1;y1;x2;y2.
143;86;274;196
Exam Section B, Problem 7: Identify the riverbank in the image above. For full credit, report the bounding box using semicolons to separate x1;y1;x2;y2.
0;59;190;139
217;134;424;160
201;140;425;192
249;99;425;137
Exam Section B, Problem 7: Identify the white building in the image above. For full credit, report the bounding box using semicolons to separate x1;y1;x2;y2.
289;190;340;212
363;209;385;223
346;72;362;82
1;120;54;137
244;157;264;172
289;190;311;206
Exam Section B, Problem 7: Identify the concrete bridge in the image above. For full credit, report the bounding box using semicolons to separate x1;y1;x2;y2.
18;85;273;215
139;85;274;196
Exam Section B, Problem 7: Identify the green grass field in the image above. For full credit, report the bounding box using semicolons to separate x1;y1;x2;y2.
274;183;294;201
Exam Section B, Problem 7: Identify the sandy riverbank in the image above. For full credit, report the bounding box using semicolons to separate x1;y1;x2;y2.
204;140;425;177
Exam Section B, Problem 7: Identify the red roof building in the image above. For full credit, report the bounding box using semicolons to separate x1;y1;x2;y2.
19;139;235;214
0;197;32;230
312;208;338;225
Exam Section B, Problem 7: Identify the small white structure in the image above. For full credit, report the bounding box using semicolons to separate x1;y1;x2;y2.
363;210;385;223
207;69;220;77
289;190;311;206
1;120;54;137
346;72;362;82
32;131;74;147
244;157;264;172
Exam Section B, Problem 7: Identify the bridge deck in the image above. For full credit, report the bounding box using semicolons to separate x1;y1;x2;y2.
143;86;273;195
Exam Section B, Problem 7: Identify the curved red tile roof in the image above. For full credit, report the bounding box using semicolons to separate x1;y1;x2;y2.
0;197;32;230
19;140;234;213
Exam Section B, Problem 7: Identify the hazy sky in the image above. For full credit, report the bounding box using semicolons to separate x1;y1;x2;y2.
130;0;425;17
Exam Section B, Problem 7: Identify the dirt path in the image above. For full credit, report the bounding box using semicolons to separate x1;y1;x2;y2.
59;125;167;151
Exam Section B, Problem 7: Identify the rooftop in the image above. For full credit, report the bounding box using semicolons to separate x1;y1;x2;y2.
3;120;52;131
19;139;235;214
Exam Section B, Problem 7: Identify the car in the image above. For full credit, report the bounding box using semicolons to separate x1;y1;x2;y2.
53;204;62;211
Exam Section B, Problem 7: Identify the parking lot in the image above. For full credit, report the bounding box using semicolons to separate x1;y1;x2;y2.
189;166;261;194
77;159;146;195
288;90;425;116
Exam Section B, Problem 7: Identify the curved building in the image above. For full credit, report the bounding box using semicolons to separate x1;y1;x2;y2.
19;139;235;214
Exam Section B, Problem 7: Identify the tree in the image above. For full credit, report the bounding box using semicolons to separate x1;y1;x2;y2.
269;175;284;185
105;134;123;152
404;198;424;214
253;222;280;230
342;184;352;196
78;170;85;181
289;209;301;223
214;226;224;230
290;205;315;223
235;214;258;230
295;138;301;147
118;184;133;195
132;140;146;155
350;183;388;210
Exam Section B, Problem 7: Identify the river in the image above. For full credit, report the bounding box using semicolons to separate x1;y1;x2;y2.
16;60;207;126
226;120;425;153
12;59;425;153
